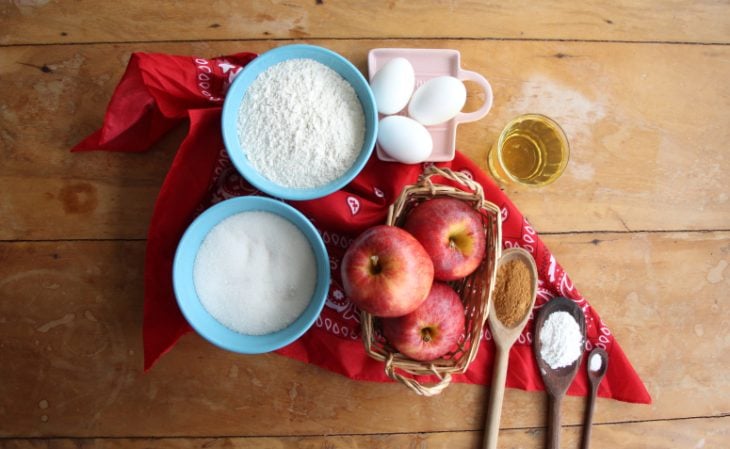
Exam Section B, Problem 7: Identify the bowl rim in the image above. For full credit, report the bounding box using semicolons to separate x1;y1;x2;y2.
221;44;378;201
172;196;330;354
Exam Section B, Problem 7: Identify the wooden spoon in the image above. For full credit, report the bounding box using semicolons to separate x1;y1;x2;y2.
533;296;587;449
483;248;538;449
580;347;608;449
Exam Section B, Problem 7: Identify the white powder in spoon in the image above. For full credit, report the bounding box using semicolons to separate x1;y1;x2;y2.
539;311;584;369
237;58;365;189
589;352;603;372
193;211;317;335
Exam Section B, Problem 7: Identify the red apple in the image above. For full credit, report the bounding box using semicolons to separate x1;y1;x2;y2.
381;282;465;361
341;225;434;317
403;198;486;281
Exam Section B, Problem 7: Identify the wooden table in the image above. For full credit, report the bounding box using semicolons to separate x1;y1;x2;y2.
1;1;728;447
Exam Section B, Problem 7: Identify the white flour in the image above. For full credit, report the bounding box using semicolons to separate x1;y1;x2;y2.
237;58;365;189
539;311;583;369
193;211;317;335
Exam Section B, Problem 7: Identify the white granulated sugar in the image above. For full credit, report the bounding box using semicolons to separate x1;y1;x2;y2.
237;58;366;189
539;311;583;369
589;352;603;372
193;211;317;335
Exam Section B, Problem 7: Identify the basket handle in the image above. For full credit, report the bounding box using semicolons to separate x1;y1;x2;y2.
419;166;485;200
384;354;453;397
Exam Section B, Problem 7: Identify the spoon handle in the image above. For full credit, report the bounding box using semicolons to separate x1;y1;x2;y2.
547;393;563;449
580;383;599;449
483;345;510;449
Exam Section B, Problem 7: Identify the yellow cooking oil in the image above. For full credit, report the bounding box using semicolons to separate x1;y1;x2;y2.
488;114;570;187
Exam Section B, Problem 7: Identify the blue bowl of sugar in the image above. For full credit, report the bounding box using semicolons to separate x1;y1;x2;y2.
173;196;330;354
221;44;378;201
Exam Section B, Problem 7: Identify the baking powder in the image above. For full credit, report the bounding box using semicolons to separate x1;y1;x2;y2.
589;352;603;372
539;311;583;369
237;58;365;189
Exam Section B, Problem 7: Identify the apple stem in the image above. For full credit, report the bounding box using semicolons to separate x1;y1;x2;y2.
369;255;382;275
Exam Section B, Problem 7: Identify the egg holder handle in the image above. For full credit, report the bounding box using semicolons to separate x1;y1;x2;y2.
359;166;502;396
455;68;493;123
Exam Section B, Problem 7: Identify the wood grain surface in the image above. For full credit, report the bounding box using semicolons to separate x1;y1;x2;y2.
1;416;729;448
2;1;729;44
1;233;727;438
1;1;728;447
2;41;728;239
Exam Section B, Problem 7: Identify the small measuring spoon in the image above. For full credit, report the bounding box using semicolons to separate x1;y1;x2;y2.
580;347;608;449
533;296;586;449
482;248;538;449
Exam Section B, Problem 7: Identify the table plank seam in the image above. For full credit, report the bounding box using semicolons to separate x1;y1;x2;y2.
1;228;728;244
1;413;727;440
2;36;730;49
539;228;730;236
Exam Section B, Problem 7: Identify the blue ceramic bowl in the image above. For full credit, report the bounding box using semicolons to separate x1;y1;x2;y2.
221;44;377;201
173;196;330;354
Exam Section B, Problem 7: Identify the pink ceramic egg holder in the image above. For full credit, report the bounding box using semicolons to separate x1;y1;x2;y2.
368;48;493;162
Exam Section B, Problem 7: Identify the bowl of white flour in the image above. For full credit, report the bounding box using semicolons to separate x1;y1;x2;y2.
173;196;330;354
222;44;378;200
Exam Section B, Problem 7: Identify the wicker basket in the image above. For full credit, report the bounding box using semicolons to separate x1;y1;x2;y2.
361;166;502;396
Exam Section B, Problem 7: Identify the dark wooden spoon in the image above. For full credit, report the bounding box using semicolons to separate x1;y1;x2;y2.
533;296;586;449
580;347;608;449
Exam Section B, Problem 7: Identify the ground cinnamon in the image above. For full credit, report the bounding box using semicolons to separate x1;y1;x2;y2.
493;259;533;328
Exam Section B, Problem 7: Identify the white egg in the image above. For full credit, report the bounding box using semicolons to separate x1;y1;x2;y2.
370;57;415;115
408;76;467;126
377;116;433;164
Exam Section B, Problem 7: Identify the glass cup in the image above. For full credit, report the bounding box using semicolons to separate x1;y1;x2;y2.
487;114;570;187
